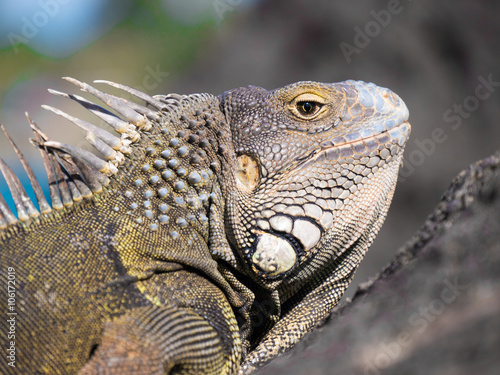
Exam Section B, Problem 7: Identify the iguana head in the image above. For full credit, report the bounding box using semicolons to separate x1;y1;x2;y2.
220;80;410;284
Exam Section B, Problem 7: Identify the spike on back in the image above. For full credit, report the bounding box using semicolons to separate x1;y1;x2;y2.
0;77;178;229
1;123;51;214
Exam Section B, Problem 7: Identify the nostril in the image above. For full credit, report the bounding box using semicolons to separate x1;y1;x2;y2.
383;90;400;106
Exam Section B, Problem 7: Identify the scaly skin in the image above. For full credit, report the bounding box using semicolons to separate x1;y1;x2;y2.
0;78;409;374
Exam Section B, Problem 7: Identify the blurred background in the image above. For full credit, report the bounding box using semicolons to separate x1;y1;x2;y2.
1;0;499;297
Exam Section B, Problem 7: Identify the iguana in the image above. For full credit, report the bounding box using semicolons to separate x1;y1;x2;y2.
0;77;410;374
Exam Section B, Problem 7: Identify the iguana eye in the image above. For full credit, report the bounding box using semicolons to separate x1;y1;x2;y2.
288;92;327;120
296;101;321;116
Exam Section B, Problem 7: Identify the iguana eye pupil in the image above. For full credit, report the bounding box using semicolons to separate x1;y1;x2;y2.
297;101;317;115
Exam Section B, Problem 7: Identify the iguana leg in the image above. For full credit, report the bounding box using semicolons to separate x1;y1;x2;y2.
79;304;226;375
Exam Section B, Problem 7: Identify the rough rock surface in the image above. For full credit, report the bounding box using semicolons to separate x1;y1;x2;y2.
256;150;500;374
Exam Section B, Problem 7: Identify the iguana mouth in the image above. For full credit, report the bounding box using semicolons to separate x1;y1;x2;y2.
294;120;411;171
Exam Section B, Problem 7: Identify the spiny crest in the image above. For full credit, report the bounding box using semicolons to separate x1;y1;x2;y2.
0;78;190;230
